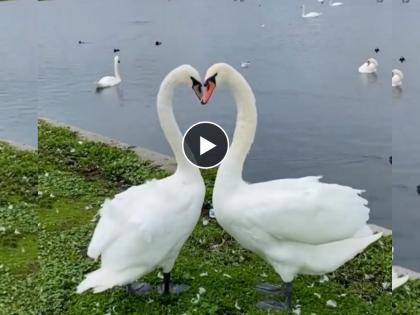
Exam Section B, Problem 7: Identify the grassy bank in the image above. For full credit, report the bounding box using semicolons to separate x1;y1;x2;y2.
0;121;418;314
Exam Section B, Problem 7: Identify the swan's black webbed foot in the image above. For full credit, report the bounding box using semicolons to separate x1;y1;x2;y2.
256;283;283;294
126;282;153;296
157;272;189;294
156;282;189;294
256;282;293;310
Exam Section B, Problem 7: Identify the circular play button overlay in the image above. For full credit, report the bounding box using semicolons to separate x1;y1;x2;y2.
183;121;229;169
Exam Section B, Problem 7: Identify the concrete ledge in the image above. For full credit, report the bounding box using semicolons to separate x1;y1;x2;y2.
370;224;392;236
0;138;36;151
39;117;176;173
394;266;420;280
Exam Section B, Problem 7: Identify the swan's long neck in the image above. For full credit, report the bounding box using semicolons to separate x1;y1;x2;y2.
218;67;257;183
114;59;121;80
157;75;198;176
302;5;305;16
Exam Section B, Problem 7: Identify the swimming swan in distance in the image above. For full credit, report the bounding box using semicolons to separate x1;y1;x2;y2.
358;58;378;74
392;69;403;87
301;5;322;18
392;248;409;290
96;55;122;89
77;65;205;295
200;63;382;311
329;0;344;6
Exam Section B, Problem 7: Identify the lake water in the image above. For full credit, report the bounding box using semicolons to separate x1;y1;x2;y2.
392;1;420;272
4;1;417;267
0;1;37;147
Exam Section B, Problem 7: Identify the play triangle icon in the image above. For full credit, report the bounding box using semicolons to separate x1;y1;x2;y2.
200;136;217;155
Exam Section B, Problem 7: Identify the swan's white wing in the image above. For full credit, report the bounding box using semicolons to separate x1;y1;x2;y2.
305;12;322;17
359;62;374;73
392;69;403;79
97;76;118;87
78;176;203;293
235;176;370;245
87;178;197;260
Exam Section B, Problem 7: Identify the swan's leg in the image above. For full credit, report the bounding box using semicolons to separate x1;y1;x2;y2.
126;282;153;296
156;272;189;294
256;282;292;310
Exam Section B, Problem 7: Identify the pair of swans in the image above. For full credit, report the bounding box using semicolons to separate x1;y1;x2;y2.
359;53;405;88
78;64;381;311
96;55;122;89
302;1;343;19
359;63;404;88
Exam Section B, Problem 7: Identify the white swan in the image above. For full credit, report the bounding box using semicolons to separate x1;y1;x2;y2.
241;61;251;68
301;5;322;18
201;63;382;311
329;0;344;6
78;65;205;294
96;55;122;89
392;247;409;291
392;69;403;87
358;58;378;74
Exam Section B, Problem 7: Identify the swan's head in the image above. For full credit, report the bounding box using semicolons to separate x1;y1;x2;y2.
392;69;403;79
114;55;121;64
171;65;203;101
201;63;235;105
367;58;378;66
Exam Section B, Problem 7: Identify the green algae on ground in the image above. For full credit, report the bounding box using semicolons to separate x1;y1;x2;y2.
0;142;39;315
1;123;419;314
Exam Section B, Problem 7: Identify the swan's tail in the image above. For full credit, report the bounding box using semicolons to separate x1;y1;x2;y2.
77;268;121;294
302;232;382;274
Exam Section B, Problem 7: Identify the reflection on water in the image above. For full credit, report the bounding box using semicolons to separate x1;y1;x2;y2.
95;86;125;106
392;86;403;99
359;73;378;86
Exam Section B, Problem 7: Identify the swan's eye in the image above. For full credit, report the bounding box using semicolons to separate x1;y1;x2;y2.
190;77;202;88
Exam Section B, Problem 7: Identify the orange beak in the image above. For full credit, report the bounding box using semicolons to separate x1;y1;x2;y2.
201;81;216;105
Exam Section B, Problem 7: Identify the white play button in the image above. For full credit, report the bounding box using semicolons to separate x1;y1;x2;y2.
200;136;217;155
